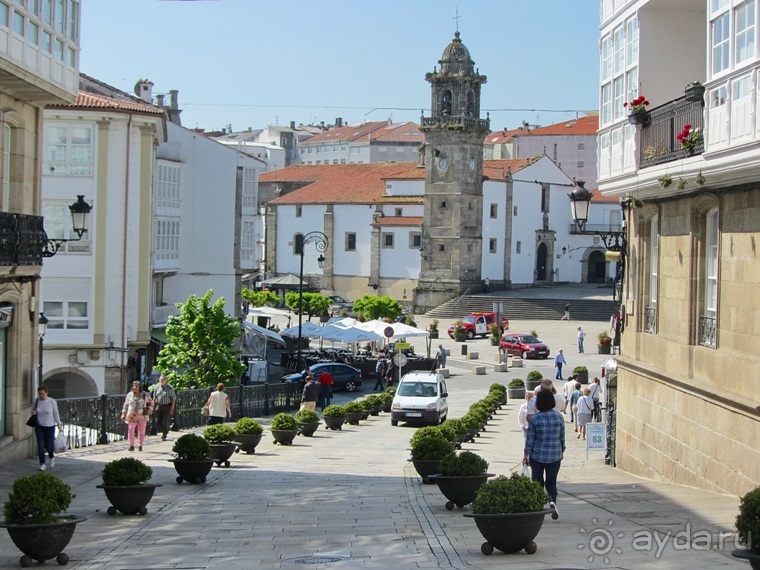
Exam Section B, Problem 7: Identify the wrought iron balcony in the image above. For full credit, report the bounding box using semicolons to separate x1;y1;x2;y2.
644;307;657;334
698;315;716;348
640;97;704;168
0;212;47;266
568;223;622;235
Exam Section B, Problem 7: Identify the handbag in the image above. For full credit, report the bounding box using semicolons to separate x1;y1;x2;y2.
201;402;210;417
26;399;38;428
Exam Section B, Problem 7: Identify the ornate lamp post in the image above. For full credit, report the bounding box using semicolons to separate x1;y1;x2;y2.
38;312;48;383
296;231;328;370
42;195;93;257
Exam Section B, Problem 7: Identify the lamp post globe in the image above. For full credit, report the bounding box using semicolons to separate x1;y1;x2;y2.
568;180;592;232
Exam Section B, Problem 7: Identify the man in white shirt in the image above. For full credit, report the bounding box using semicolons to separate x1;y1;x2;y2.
563;376;578;418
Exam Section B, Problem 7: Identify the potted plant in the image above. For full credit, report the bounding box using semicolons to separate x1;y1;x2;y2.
461;412;482;441
442;417;469;447
464;473;556;555
378;390;394;413
97;457;161;516
170;433;213;484
573;365;589;385
295;408;321;437
1;473;87;567
489;383;507;405
676;123;703;155
233;417;264;454
624;95;650;125
408;429;455;484
598;330;612;354
525;370;543;391
364;393;383;415
343;401;364;425
488;323;501;346
732;485;760;569
453;320;467;342
684;80;705;102
203;423;238;467
507;378;525;400
322;404;346;430
270;412;298;445
429;319;439;339
430;451;495;510
358;398;374;420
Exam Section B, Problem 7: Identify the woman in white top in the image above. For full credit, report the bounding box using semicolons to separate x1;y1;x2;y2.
206;383;231;425
575;387;595;440
32;385;61;471
518;392;533;440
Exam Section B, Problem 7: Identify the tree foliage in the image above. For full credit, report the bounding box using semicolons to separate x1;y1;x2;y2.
351;295;403;321
156;290;246;389
241;289;279;308
284;291;331;320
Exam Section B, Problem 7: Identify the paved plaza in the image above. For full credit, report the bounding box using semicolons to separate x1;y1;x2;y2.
0;314;747;569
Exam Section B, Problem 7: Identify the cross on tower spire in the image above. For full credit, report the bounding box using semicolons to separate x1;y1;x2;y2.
453;7;460;32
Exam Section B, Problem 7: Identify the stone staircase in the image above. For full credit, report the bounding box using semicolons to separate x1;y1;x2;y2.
425;294;617;322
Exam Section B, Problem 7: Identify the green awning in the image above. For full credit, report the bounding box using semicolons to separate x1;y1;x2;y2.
151;329;169;344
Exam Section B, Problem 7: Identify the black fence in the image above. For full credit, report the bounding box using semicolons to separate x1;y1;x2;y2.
57;382;301;450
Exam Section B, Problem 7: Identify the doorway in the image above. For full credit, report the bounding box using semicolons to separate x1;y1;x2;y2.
587;250;607;283
536;243;548;281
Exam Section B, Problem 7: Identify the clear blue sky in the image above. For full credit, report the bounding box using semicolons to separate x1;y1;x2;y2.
80;0;600;132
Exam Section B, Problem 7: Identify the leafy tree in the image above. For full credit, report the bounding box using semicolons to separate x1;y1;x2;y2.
284;291;331;321
352;295;403;321
241;289;279;308
156;290;246;389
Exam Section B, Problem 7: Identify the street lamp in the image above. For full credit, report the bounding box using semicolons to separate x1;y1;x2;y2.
42;195;93;257
38;312;48;383
296;231;328;370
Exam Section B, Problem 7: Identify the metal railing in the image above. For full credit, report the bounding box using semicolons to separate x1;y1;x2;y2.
0;212;47;266
420;116;490;130
57;382;301;449
640;97;704;168
698;315;716;348
569;223;622;235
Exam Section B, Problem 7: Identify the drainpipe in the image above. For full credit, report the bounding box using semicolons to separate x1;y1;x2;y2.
120;115;133;392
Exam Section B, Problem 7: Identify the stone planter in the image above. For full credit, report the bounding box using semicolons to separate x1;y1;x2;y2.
169;458;214;484
97;484;162;516
297;421;320;437
208;442;238;467
408;458;442;484
271;429;298;445
234;433;263;454
574;371;589;385
598;344;612;355
525;378;541;391
323;415;345;430
1;515;88;567
464;510;554;555
507;386;525;400
732;549;760;570
429;474;495;510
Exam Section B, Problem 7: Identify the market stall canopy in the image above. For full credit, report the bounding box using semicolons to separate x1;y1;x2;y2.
281;321;325;338
259;273;305;289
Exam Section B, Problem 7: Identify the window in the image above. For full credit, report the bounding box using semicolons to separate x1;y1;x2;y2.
28;21;38;44
382;233;394;248
294;233;304;255
154;218;180;261
54;0;63;33
490;203;497;218
540;183;550;213
241;220;255;263
43;301;89;330
601;84;612;124
736;1;755;64
712;12;731;74
155;163;180;209
242;167;256;208
613;26;625;74
601;35;612;82
45;125;92;176
0;4;8;27
1;124;10;211
43;202;90;253
516;241;521;254
67;0;78;41
577;143;585;150
440;201;447;209
409;233;421;248
704;208;719;329
577;161;585;168
438;244;445;252
646;215;659;334
489;238;497;253
345;232;356;251
395;208;402;216
12;9;23;36
42;0;51;24
41;30;51;52
295;205;302;218
513;206;518;216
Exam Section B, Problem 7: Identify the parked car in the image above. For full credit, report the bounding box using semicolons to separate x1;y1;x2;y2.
390;371;448;426
499;333;550;359
282;363;362;392
328;295;354;317
447;312;509;339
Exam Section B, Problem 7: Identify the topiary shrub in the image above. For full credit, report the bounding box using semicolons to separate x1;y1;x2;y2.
234;417;263;435
271;413;298;431
410;432;455;461
295;408;320;423
203;423;236;444
443;417;467;435
344;401;364;414
322;404;346;418
172;433;210;461
526;370;543;382
736;485;760;553
364;394;382;407
472;473;550;515
409;425;446;449
460;413;481;430
440;451;489;476
358;398;375;411
489;383;507;395
3;473;73;524
101;457;152;486
435;423;457;443
378;391;394;404
384;386;396;396
508;378;525;387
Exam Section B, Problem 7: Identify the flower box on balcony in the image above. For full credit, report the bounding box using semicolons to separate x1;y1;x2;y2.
684;82;706;103
628;111;650;126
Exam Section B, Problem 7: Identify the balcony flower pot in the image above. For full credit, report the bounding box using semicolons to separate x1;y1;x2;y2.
170;433;213;484
628;111;650;126
684;82;706;103
98;457;161;516
233;417;264;454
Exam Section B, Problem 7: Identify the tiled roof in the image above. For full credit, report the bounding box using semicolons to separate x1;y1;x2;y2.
264;163;420;205
48;90;165;115
591;187;618;203
371;216;423;227
369;122;424;143
513;115;598;137
301;121;389;145
483;158;533;180
484;128;524;144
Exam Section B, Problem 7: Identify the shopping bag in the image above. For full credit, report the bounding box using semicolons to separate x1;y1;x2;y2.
520;464;531;478
55;432;68;453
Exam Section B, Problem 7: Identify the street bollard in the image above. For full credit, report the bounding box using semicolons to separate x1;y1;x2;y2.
461;344;467;356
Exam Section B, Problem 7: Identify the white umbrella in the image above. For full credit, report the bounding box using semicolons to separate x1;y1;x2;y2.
391;322;430;338
281;321;325;338
249;306;291;318
328;327;384;343
329;317;359;328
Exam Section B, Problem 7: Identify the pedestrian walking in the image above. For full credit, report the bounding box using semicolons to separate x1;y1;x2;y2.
32;385;62;470
523;389;565;510
318;370;334;411
518;392;532;441
374;356;387;391
554;348;566;380
575;387;595;440
562;376;577;416
561;302;570;320
300;375;320;410
577;326;586;353
588;376;602;422
385;358;397;387
152;374;176;441
484;277;490;293
121;381;153;452
436;344;447;369
206;383;231;425
570;382;583;432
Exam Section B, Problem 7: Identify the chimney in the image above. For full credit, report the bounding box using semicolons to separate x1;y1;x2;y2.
165;89;182;126
320;121;325;131
335;117;343;128
155;93;165;108
290;121;296;130
133;79;154;103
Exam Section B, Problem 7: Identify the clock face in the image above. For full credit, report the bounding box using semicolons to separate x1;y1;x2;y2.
469;159;476;171
438;158;448;171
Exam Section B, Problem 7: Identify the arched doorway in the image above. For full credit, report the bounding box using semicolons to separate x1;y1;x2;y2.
536;243;548;281
587;250;607;283
43;369;98;399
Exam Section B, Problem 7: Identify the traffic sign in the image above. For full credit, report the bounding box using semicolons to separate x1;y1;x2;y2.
394;342;410;350
393;353;408;367
384;326;395;338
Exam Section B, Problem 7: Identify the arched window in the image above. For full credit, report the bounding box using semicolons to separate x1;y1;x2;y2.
645;215;658;333
701;208;719;347
441;90;452;116
1;123;10;211
294;233;304;255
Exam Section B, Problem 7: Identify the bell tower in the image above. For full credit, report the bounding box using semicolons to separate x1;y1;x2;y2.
414;32;490;311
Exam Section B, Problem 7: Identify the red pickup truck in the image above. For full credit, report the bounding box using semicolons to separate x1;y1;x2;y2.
447;312;510;340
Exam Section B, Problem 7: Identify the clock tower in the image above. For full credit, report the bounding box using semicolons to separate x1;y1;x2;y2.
414;32;490;311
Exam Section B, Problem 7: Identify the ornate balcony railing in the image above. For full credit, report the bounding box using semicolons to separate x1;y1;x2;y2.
644;307;657;334
698;315;716;348
569;223;623;235
640;97;704;168
420;116;490;131
0;212;47;266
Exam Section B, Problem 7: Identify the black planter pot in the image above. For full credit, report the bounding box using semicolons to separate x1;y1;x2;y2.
1;514;87;566
381;401;392;413
455;333;466;342
429;474;495;509
490;338;500;346
598;344;612;354
297;421;320;437
208;442;238;467
345;412;363;425
360;410;370;420
323;415;345;430
507;386;525;400
628;111;650;126
466;427;480;440
369;405;382;416
732;549;760;570
429;331;439;339
408;458;442;484
169;458;214;484
271;429;298;445
464;510;553;555
234;433;263;454
97;484;161;516
685;84;706;102
574;371;589;385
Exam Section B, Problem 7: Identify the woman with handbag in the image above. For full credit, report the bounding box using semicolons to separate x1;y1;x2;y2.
121;381;153;451
575;387;595;441
206;383;231;425
31;385;62;471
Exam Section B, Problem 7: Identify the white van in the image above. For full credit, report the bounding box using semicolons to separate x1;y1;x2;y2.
390;371;448;426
